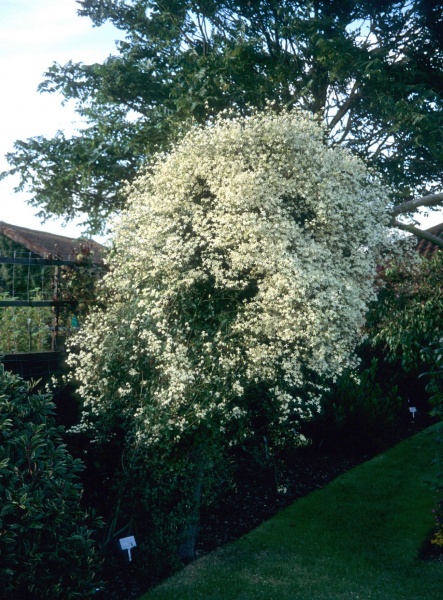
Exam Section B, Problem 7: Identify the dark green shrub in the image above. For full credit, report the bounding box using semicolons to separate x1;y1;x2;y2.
368;252;443;373
0;365;102;599
420;339;443;548
304;360;404;453
421;338;443;421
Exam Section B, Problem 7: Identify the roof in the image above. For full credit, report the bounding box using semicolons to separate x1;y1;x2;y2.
0;221;105;264
415;222;443;258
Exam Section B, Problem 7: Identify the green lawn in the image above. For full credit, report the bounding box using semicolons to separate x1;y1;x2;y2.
140;424;443;600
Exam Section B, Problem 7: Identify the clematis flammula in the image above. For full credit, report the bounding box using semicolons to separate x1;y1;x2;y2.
69;108;390;559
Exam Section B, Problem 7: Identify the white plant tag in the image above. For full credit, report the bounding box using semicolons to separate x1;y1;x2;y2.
119;535;137;561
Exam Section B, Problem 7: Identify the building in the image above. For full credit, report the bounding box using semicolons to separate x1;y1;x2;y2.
415;223;443;257
0;221;105;263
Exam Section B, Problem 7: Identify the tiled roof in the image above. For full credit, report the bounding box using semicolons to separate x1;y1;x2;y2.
415;223;443;257
0;221;105;263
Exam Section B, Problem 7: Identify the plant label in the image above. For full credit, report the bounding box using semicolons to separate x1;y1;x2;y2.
119;535;137;561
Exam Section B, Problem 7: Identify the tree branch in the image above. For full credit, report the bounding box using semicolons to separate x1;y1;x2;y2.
334;108;353;144
328;81;360;130
370;133;395;161
392;193;443;216
391;219;443;249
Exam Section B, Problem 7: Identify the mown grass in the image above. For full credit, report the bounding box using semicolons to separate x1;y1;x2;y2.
140;423;443;600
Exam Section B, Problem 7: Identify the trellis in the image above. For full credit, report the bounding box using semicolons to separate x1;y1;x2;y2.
0;251;79;352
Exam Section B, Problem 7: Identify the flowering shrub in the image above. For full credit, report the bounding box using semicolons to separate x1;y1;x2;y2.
69;109;389;557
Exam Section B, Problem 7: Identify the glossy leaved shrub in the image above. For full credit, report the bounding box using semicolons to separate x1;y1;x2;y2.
0;365;101;599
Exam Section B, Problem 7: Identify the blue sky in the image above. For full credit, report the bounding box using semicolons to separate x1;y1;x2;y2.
0;0;441;241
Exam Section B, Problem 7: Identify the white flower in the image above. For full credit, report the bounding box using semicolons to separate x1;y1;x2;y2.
69;108;390;449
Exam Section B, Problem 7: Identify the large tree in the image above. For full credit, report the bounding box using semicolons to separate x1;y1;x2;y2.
2;0;443;235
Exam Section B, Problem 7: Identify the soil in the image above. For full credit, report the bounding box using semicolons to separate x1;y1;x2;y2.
197;417;438;557
197;447;359;555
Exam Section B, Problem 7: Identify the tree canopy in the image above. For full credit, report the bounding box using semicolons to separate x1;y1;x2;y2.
2;0;443;234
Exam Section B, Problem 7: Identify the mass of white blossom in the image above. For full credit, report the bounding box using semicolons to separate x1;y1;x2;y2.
69;109;390;448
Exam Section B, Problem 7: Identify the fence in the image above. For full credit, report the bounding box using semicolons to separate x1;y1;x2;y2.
1;351;66;383
1;249;103;360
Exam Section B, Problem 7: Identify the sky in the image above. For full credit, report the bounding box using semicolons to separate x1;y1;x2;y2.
0;0;441;243
0;0;123;242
